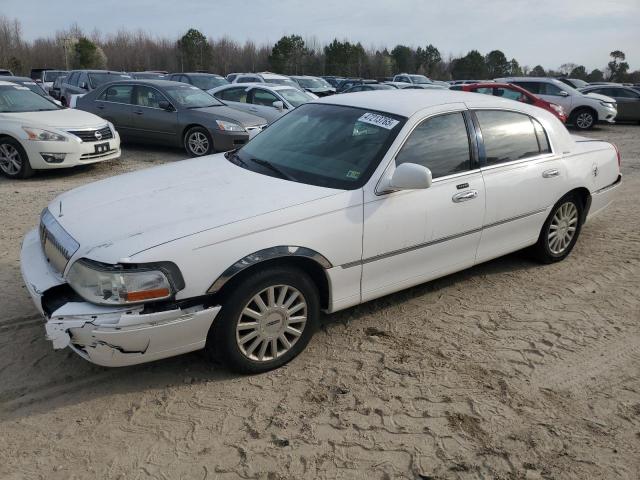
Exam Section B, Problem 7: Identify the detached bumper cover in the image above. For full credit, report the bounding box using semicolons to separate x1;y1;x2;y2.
20;228;220;367
587;174;621;221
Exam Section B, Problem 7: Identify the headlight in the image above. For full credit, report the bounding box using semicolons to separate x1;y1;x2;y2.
67;259;181;305
22;126;68;142
600;101;616;108
215;120;245;132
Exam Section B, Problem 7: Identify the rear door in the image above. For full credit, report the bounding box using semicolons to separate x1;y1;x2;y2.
131;85;179;144
474;109;566;262
94;84;136;136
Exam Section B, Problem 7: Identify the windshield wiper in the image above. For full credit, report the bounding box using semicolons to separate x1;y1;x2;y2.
248;157;296;181
225;149;250;168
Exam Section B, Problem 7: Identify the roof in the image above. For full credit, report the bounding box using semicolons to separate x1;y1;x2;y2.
211;82;295;92
0;76;32;82
174;72;224;77
314;89;529;117
95;79;189;88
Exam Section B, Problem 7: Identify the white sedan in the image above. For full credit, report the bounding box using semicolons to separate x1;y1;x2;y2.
0;81;120;179
20;90;621;372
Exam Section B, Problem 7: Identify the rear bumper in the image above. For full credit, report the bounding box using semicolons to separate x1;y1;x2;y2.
20;228;220;367
587;174;621;221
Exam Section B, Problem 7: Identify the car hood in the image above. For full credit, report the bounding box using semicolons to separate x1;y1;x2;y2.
0;108;107;130
189;106;267;127
48;154;341;263
583;92;616;103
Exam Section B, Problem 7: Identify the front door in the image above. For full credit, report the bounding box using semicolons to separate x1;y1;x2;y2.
361;108;485;301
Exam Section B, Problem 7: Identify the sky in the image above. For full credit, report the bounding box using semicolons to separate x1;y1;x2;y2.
4;0;639;71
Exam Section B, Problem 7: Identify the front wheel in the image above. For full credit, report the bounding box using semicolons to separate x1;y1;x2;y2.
184;126;214;157
206;266;320;373
0;138;34;179
532;195;583;263
571;108;596;130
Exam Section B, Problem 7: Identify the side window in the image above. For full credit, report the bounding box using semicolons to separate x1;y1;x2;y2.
251;89;279;106
611;88;637;98
395;112;471;178
541;82;563;96
475;110;543;166
513;82;541;94
218;87;248;103
78;73;89;88
532;118;551;154
134;86;166;108
67;72;79;86
497;88;524;101
99;85;133;104
350;85;363;92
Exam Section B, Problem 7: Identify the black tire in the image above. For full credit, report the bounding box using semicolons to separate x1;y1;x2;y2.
0;137;34;179
570;108;597;130
184;126;214;157
532;194;584;263
205;266;320;374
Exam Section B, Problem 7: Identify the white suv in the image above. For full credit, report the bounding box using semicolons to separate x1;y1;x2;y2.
496;77;617;130
393;73;433;85
232;72;301;90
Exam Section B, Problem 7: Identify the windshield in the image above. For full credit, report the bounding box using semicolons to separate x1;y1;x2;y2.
0;84;60;112
266;78;300;89
295;77;326;89
568;78;589;88
43;71;66;82
232;103;405;189
17;81;48;96
278;88;313;107
164;84;223;108
133;72;165;79
409;75;432;84
190;75;229;90
88;73;131;88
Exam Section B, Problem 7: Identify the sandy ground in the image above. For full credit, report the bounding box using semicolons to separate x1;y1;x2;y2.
1;126;639;480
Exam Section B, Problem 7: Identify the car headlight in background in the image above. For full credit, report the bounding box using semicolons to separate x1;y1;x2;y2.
215;120;246;132
22;126;68;142
67;259;184;305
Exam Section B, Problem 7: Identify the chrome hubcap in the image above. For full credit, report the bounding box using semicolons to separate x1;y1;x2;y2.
576;112;593;129
0;143;22;175
187;132;209;155
548;202;578;254
236;285;307;362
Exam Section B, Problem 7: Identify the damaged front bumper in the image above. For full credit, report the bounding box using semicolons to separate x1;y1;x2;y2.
20;228;220;367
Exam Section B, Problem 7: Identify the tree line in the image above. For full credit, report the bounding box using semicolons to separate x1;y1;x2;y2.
1;16;637;83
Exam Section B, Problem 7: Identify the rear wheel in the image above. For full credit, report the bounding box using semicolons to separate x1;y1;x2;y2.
532;194;583;263
0;137;33;179
184;126;214;157
206;266;320;373
571;108;596;130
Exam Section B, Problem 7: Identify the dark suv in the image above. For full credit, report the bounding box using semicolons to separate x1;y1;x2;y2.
60;70;130;106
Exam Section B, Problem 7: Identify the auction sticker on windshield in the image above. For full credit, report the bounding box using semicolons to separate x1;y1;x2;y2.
358;112;399;130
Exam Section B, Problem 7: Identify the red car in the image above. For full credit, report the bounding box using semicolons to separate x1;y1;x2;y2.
454;82;567;123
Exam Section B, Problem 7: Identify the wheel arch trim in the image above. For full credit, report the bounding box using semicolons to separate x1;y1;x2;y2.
207;246;333;294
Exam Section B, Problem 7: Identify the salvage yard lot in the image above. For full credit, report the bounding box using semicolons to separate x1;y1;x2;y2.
1;126;639;479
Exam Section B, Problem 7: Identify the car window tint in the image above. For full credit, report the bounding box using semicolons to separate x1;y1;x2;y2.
496;88;523;101
252;89;278;106
476;110;542;165
610;88;638;98
541;82;563;96
134;86;166;108
513;82;541;94
218;87;248;103
67;72;79;85
99;85;133;104
395;112;471;178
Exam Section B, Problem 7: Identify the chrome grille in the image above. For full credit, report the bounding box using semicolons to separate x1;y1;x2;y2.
39;209;80;273
67;125;113;142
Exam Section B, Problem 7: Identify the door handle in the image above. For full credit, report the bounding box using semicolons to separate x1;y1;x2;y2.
542;168;560;178
133;110;143;115
452;190;478;203
96;104;105;110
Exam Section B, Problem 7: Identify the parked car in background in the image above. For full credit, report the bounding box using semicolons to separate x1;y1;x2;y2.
2;76;61;104
450;80;488;85
21;89;620;372
209;83;314;123
232;72;301;89
321;76;345;88
557;78;589;89
167;72;228;90
341;83;395;93
0;81;120;178
0;69;14;76
579;85;640;123
76;80;266;156
290;75;335;96
60;70;131;107
451;82;567;122
128;71;166;80
50;75;66;100
385;81;447;90
496;77;617;130
30;69;68;94
336;78;378;93
226;73;242;82
392;73;433;85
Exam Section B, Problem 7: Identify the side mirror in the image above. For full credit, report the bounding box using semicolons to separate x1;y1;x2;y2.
272;100;284;111
158;100;173;111
558;90;569;97
380;163;433;192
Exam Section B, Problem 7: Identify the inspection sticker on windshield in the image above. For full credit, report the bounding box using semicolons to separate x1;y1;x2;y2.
358;112;399;130
346;170;361;179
